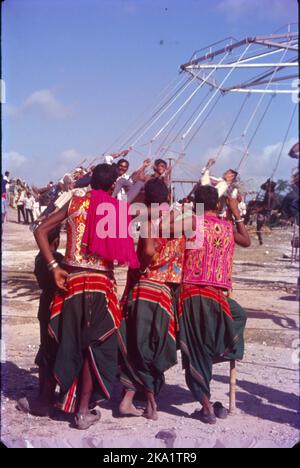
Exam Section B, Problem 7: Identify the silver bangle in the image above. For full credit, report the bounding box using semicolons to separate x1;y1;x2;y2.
235;218;244;224
47;261;59;271
139;267;149;275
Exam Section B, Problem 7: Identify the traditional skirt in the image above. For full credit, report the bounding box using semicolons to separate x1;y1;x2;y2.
49;271;121;413
118;279;177;396
178;284;247;402
34;292;58;376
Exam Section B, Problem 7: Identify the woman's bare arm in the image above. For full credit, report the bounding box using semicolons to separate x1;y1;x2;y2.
227;198;251;248
34;202;70;290
139;220;156;271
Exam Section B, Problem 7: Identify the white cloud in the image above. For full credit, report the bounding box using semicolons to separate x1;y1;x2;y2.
23;89;69;118
2;151;27;170
3;89;70;119
243;137;297;179
61;148;83;163
215;0;297;22
53;148;83;178
52;148;99;180
183;136;297;191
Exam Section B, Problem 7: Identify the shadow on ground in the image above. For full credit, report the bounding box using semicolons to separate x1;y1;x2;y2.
2;274;40;302
279;296;299;302
245;308;298;330
1;361;39;401
214;374;300;429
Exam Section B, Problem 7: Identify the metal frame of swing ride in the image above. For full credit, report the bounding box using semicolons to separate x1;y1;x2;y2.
89;25;298;205
180;28;298;95
170;25;299;199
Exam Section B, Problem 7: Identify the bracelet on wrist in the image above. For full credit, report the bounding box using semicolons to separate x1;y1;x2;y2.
235;218;244;224
139;267;148;275
47;261;59;271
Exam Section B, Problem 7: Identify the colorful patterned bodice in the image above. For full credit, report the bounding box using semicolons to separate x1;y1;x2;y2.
63;193;114;271
139;234;185;284
183;213;235;290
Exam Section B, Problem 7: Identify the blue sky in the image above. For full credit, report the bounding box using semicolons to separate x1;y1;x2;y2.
2;0;298;192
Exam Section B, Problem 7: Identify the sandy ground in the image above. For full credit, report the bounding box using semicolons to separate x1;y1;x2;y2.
1;208;299;448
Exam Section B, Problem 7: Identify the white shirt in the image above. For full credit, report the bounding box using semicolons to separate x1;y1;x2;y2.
104;154;114;165
116;173;131;201
4;175;10;191
201;167;239;200
23;196;35;210
104;154;131;201
238;201;247;216
16;191;26;206
201;168;229;198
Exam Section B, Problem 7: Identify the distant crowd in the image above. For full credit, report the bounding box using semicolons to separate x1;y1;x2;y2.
2;145;299;244
1;165;93;227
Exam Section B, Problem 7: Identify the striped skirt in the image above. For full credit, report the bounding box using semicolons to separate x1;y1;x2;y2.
178;283;247;402
118;279;177;396
49;271;121;413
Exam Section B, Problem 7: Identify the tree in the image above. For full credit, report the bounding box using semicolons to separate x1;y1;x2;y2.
275;179;291;195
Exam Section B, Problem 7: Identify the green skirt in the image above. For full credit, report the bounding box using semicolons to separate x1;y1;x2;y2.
118;279;178;396
178;283;247;402
49;271;121;413
34;292;58;376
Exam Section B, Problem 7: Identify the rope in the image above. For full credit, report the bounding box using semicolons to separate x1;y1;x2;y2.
183;92;223;151
102;73;188;155
214;93;250;162
162;46;251;157
129;65;211;148
157;89;212;157
119;74;191;151
149;52;230;144
181;43;252;140
236;93;276;171
270;104;297;179
235;45;290;171
242;47;290;138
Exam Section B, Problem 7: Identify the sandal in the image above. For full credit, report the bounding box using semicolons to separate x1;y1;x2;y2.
191;408;216;425
74;409;101;430
16;397;52;417
213;401;228;419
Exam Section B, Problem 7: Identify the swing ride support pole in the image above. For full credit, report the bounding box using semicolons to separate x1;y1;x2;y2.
167;157;175;204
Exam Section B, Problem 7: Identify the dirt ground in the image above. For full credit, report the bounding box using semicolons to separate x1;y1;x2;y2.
1;208;299;448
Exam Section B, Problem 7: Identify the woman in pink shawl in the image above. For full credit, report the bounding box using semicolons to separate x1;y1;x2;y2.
32;163;138;430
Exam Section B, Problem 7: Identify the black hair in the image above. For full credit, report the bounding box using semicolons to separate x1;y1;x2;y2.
47;225;61;245
90;163;118;191
5;171;10;176
117;159;129;167
144;178;169;205
260;178;276;192
194;185;219;211
227;169;238;177
154;159;167;167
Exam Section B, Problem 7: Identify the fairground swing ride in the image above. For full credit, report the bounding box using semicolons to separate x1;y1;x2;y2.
97;25;298;205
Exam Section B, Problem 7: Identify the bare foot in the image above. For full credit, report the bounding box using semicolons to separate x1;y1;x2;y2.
119;400;144;417
75;409;101;430
144;401;158;421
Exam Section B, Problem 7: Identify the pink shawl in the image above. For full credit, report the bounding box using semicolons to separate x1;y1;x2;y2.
81;189;139;269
